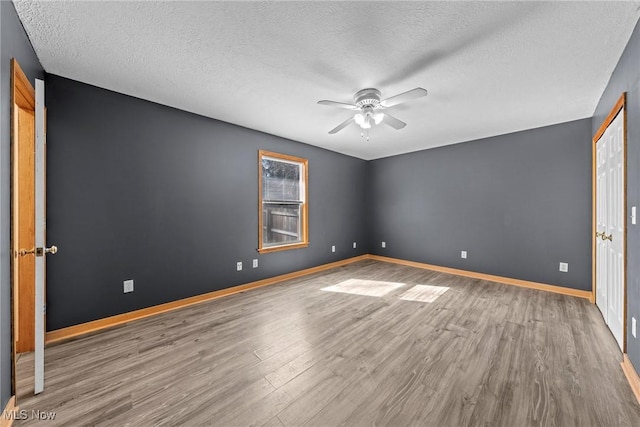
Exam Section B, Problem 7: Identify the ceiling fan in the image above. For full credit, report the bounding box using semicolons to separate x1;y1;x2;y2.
318;87;428;140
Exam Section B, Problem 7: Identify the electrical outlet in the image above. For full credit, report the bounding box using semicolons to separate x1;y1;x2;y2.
381;241;386;248
123;279;134;293
633;317;637;338
331;245;336;253
461;251;467;259
353;242;357;249
559;262;568;273
252;259;258;268
236;261;242;271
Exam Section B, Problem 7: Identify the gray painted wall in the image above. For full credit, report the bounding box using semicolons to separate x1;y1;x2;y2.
368;118;593;291
0;1;43;410
44;75;368;330
592;19;640;371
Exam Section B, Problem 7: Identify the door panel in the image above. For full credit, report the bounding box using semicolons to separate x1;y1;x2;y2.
14;105;35;353
596;132;608;316
608;111;624;350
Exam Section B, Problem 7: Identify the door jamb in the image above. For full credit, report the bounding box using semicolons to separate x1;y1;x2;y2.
592;92;627;352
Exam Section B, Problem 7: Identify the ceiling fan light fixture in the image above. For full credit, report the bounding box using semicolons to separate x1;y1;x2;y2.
320;87;426;137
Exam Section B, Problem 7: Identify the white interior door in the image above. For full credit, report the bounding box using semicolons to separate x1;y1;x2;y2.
607;111;625;350
595;110;625;351
34;78;45;394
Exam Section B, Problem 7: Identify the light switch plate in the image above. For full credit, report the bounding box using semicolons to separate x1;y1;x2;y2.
632;206;637;225
559;262;568;273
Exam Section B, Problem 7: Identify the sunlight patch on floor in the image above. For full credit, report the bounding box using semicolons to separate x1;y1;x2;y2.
399;284;449;303
320;279;405;297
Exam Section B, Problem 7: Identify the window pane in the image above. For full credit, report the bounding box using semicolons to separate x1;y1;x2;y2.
258;150;307;253
262;158;301;201
262;203;300;246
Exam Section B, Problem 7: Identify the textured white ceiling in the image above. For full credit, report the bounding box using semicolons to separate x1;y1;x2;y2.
13;1;640;160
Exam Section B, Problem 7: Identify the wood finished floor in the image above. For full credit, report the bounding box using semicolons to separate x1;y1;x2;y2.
14;260;640;426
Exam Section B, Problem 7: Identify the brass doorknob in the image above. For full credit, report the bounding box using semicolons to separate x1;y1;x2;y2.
596;231;603;239
599;233;613;241
18;246;57;257
18;248;35;257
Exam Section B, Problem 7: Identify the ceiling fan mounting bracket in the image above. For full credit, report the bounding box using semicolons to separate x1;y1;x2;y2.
354;88;381;108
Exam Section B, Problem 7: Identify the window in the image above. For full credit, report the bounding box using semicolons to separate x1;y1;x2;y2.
258;150;308;253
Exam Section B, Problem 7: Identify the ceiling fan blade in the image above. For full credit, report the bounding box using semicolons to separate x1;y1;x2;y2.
380;87;428;108
382;113;407;130
328;117;355;134
318;100;359;110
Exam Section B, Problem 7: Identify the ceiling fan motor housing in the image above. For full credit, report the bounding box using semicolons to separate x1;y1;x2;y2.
354;88;381;108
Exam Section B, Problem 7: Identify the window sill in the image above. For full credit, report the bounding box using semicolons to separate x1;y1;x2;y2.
258;242;309;254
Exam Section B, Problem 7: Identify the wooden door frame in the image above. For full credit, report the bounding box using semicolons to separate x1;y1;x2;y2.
10;58;36;397
592;92;627;352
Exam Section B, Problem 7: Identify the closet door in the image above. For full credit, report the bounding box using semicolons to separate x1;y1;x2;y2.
595;110;624;351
